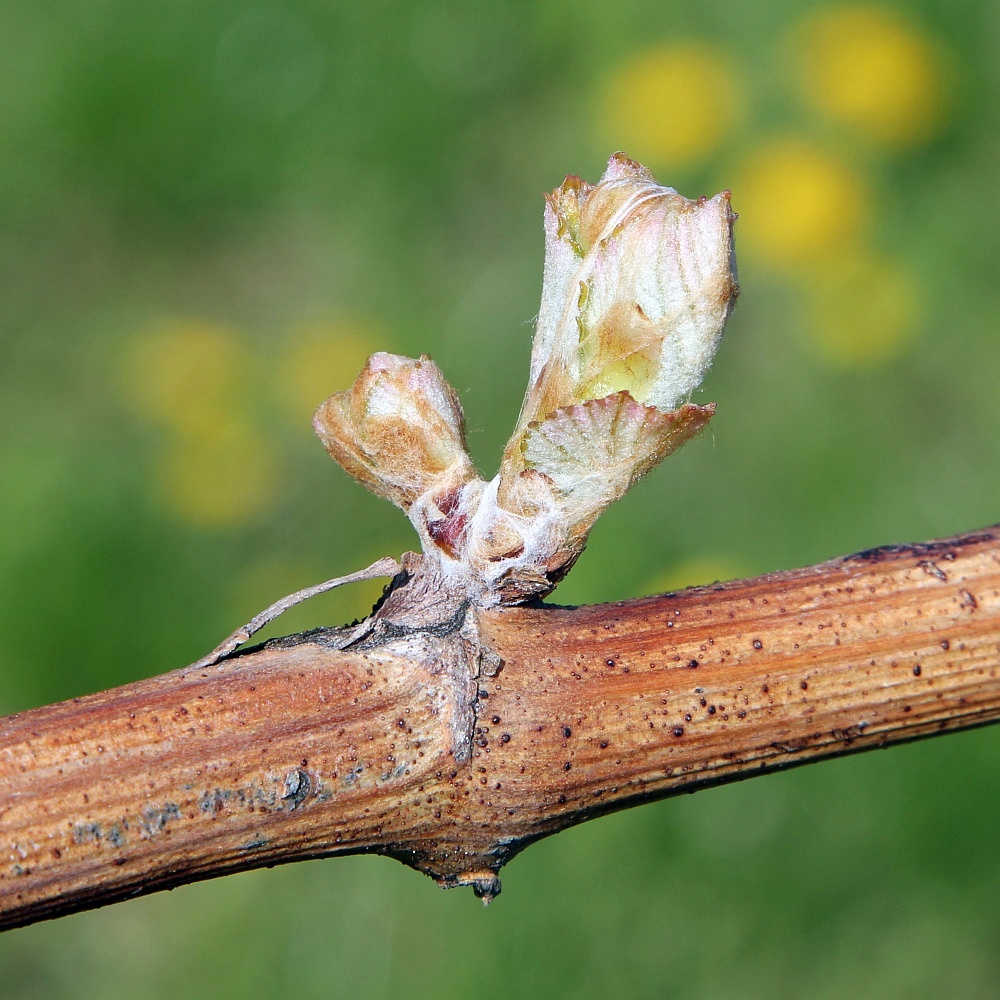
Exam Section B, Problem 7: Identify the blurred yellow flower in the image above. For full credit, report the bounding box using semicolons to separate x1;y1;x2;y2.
596;43;741;169
792;5;948;147
646;556;746;596
123;321;255;436
736;139;867;267
801;249;919;366
157;416;280;527
275;322;380;421
123;319;285;526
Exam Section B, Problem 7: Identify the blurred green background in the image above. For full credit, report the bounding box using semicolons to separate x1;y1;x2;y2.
2;0;1000;996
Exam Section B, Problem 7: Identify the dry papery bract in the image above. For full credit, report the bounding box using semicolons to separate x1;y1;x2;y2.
202;153;738;763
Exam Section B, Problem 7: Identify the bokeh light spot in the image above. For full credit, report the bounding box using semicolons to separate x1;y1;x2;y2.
792;5;948;147
123;321;255;436
735;139;867;267
409;3;519;93
275;323;381;421
801;249;920;367
597;43;741;169
123;320;284;526
157;417;280;527
215;7;325;119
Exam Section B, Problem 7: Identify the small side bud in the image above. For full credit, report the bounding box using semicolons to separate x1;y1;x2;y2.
313;353;478;513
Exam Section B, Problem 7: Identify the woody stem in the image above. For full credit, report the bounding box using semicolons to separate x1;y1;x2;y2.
1;524;998;929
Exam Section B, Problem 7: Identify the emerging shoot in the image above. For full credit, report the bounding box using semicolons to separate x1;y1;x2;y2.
316;152;738;605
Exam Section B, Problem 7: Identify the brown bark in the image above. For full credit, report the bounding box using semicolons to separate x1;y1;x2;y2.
1;524;999;930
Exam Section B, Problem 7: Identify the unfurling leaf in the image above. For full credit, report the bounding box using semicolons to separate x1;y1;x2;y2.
508;152;737;444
